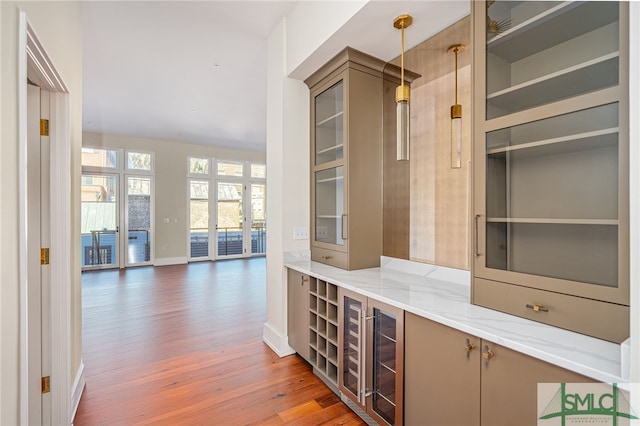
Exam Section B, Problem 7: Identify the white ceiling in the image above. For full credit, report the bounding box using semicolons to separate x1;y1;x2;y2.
83;1;469;152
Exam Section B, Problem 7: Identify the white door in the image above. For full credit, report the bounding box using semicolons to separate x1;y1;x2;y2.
27;84;52;425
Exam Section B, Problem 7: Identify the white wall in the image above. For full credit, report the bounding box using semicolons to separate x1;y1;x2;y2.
82;132;266;265
286;0;368;76
628;1;639;386
263;17;310;356
1;1;82;424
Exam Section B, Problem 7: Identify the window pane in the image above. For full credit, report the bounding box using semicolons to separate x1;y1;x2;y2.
127;177;151;195
251;164;266;178
81;148;117;168
127;152;152;170
189;157;210;175
217;161;244;177
190;180;209;199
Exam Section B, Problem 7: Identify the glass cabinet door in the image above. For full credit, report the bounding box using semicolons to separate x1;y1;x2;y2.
314;81;344;166
315;166;344;245
371;308;398;425
484;103;620;288
485;1;619;119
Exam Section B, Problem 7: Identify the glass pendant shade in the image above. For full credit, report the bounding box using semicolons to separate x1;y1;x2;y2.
451;104;462;168
397;99;410;161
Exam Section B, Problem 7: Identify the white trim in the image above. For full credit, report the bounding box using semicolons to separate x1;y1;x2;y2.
18;12;30;424
629;1;639;385
69;361;85;424
50;91;72;425
20;14;74;426
154;256;188;266
262;322;295;357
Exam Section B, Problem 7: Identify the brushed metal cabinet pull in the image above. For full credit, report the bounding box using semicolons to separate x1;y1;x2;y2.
475;214;482;256
526;303;549;313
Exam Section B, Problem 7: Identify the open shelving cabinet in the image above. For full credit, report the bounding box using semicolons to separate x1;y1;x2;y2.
308;279;340;388
472;0;630;343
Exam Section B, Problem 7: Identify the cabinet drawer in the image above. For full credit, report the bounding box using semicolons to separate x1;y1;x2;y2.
473;278;629;343
312;247;348;269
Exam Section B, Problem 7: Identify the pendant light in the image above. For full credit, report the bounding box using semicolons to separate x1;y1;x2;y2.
394;14;413;161
448;44;466;169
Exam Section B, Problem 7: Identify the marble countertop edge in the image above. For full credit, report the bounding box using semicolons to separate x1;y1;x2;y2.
284;259;625;384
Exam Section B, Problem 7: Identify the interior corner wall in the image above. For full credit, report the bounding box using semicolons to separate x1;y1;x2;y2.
264;17;310;356
285;0;368;76
81;132;265;264
1;1;82;424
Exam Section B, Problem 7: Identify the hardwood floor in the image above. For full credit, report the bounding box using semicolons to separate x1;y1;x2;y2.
74;258;364;426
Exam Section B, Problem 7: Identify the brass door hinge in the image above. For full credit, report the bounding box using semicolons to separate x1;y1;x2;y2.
42;376;50;394
40;119;49;136
41;248;50;265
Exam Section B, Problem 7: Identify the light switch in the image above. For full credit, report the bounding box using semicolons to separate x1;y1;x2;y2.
293;227;309;240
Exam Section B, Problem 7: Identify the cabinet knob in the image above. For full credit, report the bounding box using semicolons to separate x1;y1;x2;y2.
482;345;495;366
321;255;333;260
464;339;476;358
301;276;309;285
525;303;549;313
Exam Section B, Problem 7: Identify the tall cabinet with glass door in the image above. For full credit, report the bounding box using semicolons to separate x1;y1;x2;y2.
306;48;388;270
472;1;629;343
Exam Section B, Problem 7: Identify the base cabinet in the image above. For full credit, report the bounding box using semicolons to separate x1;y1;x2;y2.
339;288;404;426
405;312;593;426
287;269;311;361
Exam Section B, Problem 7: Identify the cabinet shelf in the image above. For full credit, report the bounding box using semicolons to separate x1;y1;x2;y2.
316;111;344;128
317;144;344;155
375;391;396;408
316;176;344;184
486;218;618;225
487;128;618;156
486;53;618;113
487;1;619;62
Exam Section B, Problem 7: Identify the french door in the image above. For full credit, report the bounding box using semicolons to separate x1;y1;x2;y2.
81;173;120;269
216;181;244;258
81;170;153;269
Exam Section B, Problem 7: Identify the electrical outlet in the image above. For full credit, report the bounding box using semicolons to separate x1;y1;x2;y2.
293;227;309;240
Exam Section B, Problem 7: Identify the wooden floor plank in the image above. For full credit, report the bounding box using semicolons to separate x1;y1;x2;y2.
74;259;365;426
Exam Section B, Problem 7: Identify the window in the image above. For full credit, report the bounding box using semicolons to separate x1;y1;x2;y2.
251;164;266;179
81;147;117;168
217;161;244;177
189;157;210;175
127;151;152;171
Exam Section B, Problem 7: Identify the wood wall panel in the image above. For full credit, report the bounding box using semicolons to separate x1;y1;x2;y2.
382;77;410;259
383;17;472;269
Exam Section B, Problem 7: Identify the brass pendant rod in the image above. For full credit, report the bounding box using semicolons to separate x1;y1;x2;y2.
401;24;405;90
454;47;458;105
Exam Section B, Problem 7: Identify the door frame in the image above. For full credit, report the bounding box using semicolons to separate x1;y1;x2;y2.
19;13;74;425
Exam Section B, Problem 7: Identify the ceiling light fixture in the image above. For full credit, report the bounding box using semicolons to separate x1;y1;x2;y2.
448;43;465;169
394;14;413;161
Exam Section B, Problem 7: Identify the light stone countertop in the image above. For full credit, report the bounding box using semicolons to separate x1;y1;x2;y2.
284;254;627;384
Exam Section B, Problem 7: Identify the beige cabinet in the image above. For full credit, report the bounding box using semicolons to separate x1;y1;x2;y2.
339;288;404;426
305;48;387;270
472;1;630;342
308;279;340;389
287;269;311;361
405;312;593;426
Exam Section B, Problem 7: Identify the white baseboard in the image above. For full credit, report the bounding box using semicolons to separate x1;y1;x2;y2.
263;322;295;357
154;256;188;266
70;361;85;425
